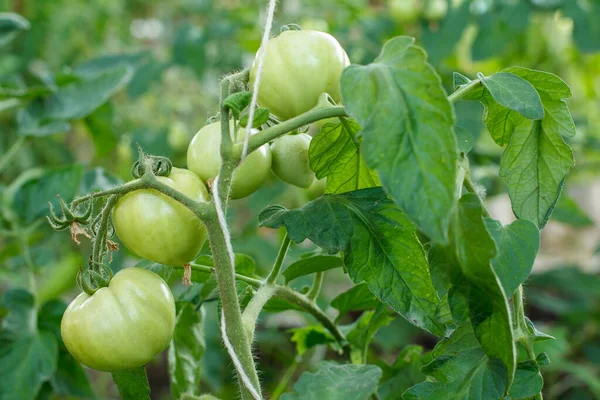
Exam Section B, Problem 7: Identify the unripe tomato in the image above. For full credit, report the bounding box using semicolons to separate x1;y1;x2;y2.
306;177;327;200
424;0;448;21
112;167;208;266
389;0;423;24
270;133;315;189
168;120;191;152
187;121;272;199
61;268;176;371
249;30;350;121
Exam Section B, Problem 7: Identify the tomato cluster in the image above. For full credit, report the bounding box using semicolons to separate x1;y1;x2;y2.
62;28;348;372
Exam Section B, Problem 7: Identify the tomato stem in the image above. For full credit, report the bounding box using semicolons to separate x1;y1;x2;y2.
306;271;324;301
266;233;291;285
447;78;482;103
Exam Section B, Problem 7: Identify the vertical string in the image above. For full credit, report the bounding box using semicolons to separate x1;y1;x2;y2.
242;0;278;160
213;1;278;399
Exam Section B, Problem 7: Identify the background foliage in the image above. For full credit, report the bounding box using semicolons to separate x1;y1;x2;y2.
1;0;599;399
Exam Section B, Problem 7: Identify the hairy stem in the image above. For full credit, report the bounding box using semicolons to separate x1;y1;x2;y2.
204;217;262;400
189;263;264;287
238;106;348;155
306;272;324;301
91;195;120;265
266;233;291;284
447;79;482;103
463;175;492;218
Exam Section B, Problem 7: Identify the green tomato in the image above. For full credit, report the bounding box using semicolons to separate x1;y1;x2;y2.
306;177;327;200
389;0;423;24
271;133;315;189
112;167;208;266
61;267;175;371
249;30;350;121
187;121;272;199
168;120;191;152
424;0;448;21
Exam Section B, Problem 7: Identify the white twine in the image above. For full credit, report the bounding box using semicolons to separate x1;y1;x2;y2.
221;309;262;400
242;0;278;160
214;2;278;398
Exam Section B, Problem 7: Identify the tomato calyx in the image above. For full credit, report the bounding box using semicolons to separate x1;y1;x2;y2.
280;23;302;32
131;146;173;179
47;194;93;231
76;262;114;295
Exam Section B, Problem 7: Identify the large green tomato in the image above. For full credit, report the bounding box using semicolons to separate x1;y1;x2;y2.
249;30;350;121
187;121;272;199
270;133;315;189
112;167;208;266
61;268;175;371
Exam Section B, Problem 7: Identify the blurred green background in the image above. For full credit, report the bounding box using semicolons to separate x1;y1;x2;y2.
1;0;599;399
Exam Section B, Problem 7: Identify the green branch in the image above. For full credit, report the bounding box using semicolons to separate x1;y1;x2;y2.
447;79;482;103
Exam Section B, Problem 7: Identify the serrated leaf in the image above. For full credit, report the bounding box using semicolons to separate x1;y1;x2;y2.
290;325;336;356
281;362;382;400
449;195;516;387
46;65;133;120
259;188;446;336
0;13;30;46
309;120;379;194
331;282;381;320
283;255;343;283
169;303;206;399
345;305;394;362
551;194;594;227
403;324;543;400
484;218;540;296
341;36;458;243
378;346;425;400
0;290;59;400
479;72;544;120
111;367;151;400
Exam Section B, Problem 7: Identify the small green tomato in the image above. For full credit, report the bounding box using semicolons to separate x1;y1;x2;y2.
270;133;316;189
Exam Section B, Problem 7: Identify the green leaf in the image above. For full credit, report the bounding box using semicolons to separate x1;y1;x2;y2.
16;101;70;137
378;346;426;400
484;218;540;296
341;36;458;243
289;325;336;356
478;72;544;120
50;347;94;398
8;165;84;224
403;324;543;399
331;282;381;320
283;255;343;283
308;120;380;194
551;194;594;227
239;107;270;128
111;367;151;400
223;91;251;119
449;195;516;386
281;362;382;400
421;1;472;64
46;65;133;120
84;103;118;157
499;68;575;227
563;0;600;53
345;305;395;362
259;188;446;336
169;303;206;399
0;290;59;400
81;167;123;193
136;260;174;282
0;12;30;46
454;126;474;155
525;317;555;343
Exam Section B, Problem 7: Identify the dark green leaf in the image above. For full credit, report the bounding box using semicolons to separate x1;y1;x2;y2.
378;346;426;400
0;290;59;400
259;188;446;336
50;349;94;398
453;72;471;90
81;167;123;193
223;91;252;119
74;52;149;78
485;218;540;296
283;255;343;283
169;303;206;399
331;282;381;320
239;107;270;128
281;362;382;400
289;325;336;356
309;120;380;194
449;195;515;384
525;317;555;343
551;194;594;227
421;1;472;64
479;72;544;120
404;324;543;399
0;12;30;46
563;1;600;53
84;102;118;157
17;101;70;137
341;36;458;243
111;367;151;400
345;305;395;362
46;66;133;120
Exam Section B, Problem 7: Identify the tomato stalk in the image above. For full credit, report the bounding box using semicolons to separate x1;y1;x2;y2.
447;77;482;103
306;271;324;301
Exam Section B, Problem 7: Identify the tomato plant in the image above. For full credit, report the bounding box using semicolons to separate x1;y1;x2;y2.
61;267;176;371
187;121;272;199
1;2;600;400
